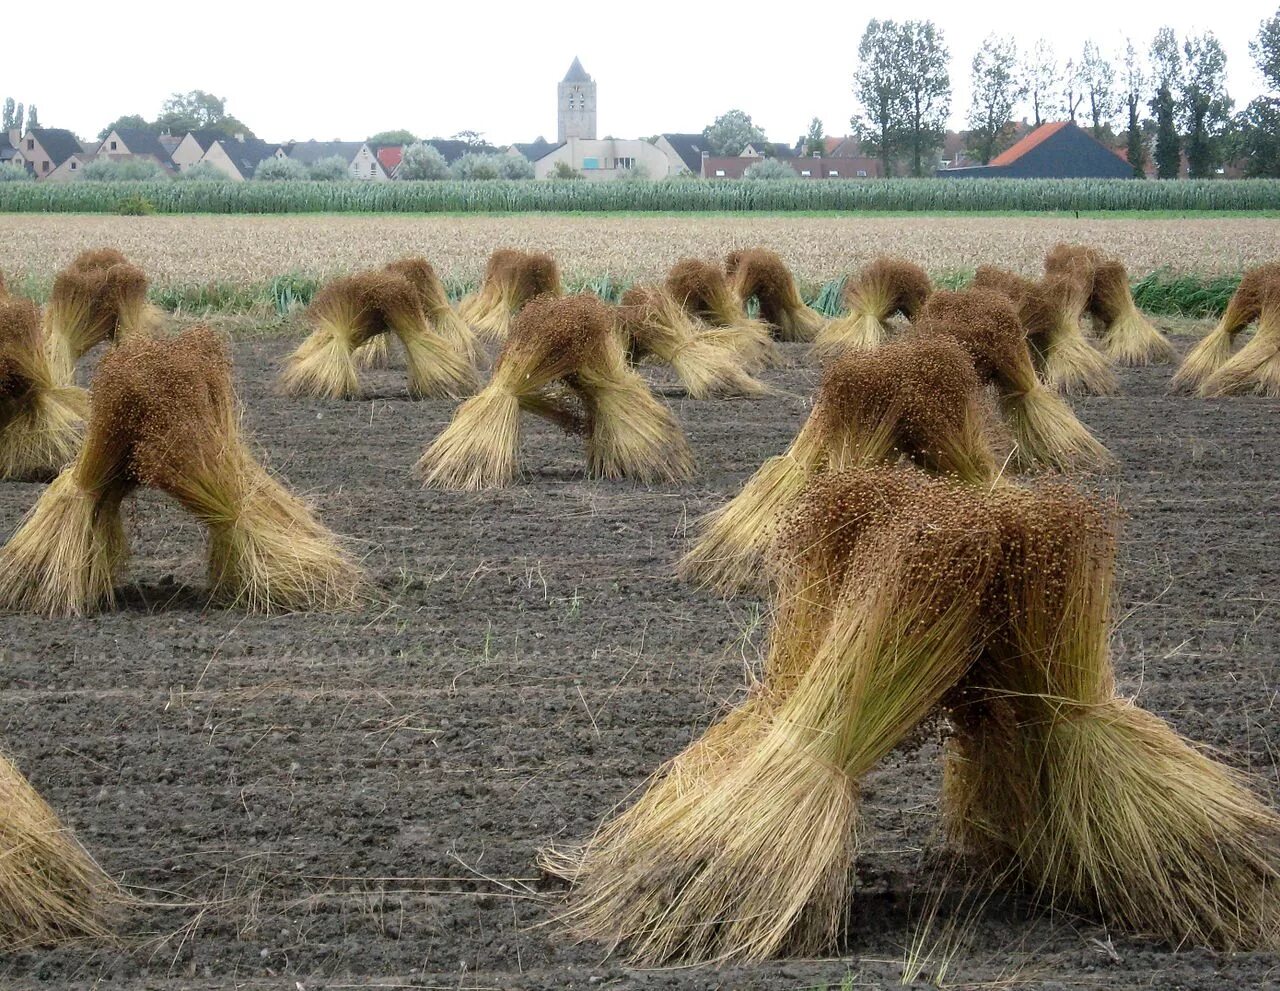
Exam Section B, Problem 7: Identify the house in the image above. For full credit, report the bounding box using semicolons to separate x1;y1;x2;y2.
653;133;709;175
741;141;795;159
93;128;176;176
531;137;671;180
936;121;1134;179
169;129;229;171
284;140;388;181
45;152;98;182
200;136;284;181
701;154;883;179
18;128;85;178
0;129;21;169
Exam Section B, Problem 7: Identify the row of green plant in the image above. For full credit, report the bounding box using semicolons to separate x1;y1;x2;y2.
6;268;1240;320
3;178;1280;214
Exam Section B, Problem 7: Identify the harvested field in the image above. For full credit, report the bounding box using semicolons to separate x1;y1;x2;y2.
1;215;1278;290
0;322;1277;990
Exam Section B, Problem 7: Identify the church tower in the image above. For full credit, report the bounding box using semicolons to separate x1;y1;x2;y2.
557;57;597;142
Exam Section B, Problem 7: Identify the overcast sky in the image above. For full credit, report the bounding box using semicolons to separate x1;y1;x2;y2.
8;2;1277;146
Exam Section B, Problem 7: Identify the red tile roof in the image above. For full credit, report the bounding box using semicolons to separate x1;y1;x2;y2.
989;121;1069;166
376;146;403;172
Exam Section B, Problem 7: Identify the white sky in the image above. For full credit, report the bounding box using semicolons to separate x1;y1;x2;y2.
8;1;1276;146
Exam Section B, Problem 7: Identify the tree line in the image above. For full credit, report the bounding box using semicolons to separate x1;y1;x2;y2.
850;11;1280;178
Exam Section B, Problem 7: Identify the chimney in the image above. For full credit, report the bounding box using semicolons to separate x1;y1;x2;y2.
236;133;245;143
812;150;820;159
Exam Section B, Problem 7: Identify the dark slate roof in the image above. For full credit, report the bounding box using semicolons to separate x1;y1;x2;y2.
30;128;83;166
185;129;229;152
284;140;365;165
512;138;563;161
217;138;283;177
420;139;498;163
109;128;170;161
0;132;14;162
563;57;591;83
658;133;706;174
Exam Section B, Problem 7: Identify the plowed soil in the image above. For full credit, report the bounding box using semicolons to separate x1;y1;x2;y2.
1;326;1277;990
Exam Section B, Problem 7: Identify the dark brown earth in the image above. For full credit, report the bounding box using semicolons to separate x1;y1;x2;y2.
1;326;1277;991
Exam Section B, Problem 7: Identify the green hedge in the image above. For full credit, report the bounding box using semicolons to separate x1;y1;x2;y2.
3;178;1280;213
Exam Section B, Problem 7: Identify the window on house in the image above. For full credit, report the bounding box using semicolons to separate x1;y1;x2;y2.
370;163;376;176
856;169;868;177
801;169;811;177
42;161;49;172
828;170;839;177
110;141;117;151
26;139;33;150
583;157;599;169
616;157;635;169
71;161;76;170
714;169;725;177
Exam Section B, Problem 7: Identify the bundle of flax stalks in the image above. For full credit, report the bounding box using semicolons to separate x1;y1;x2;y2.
0;327;364;617
614;285;766;398
43;248;160;387
812;257;931;356
1171;262;1280;397
972;264;1118;396
418;293;694;490
281;260;476;400
665;259;781;370
946;483;1280;950
0;295;87;480
725;248;825;343
458;248;562;342
553;467;1280;964
0;747;122;948
1044;243;1174;365
551;466;1003;964
915;287;1111;471
678;332;995;594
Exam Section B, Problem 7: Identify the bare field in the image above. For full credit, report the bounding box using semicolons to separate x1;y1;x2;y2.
1;214;1277;287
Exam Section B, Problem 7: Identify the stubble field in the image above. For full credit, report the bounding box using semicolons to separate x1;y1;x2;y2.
0;317;1278;989
1;214;1279;290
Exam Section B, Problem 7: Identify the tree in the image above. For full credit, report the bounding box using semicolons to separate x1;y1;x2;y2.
1;99;13;131
1062;59;1085;122
1235;11;1280;177
702;109;767;156
967;34;1026;165
174;161;226;181
1023;39;1059;127
450;153;501;180
26;106;39;131
898;20;951;176
98;115;154;140
1149;27;1183;179
254;157;309;181
14;103;24;135
398;142;449;180
368;129;417;145
1080;42;1118;137
308;156;350;181
549;160;583;180
1181;32;1232;178
805;117;825;155
497;153;534;179
851;19;906;174
155;90;256;140
0;162;32;182
451;130;487;148
743;158;799;180
1123;40;1148;177
1251;9;1280;89
82;158;167;181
